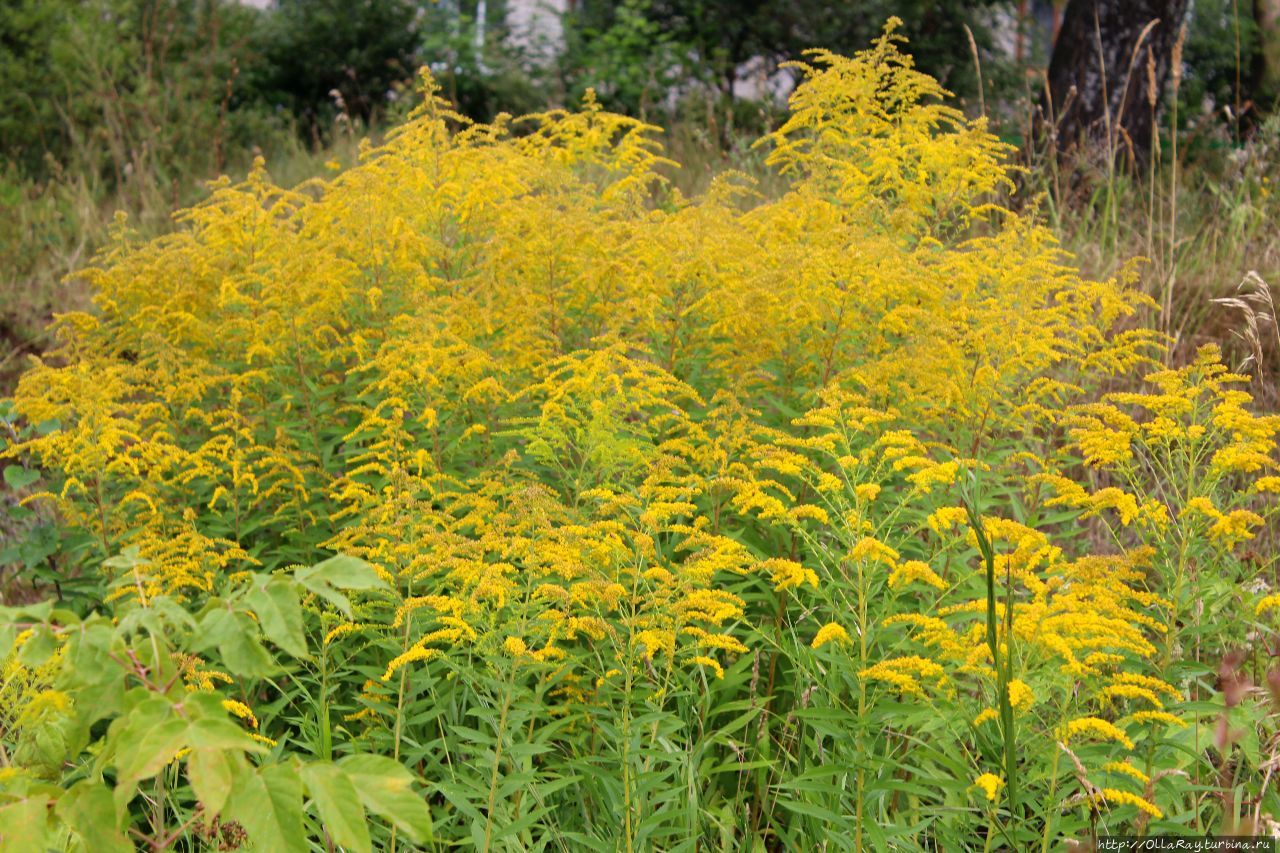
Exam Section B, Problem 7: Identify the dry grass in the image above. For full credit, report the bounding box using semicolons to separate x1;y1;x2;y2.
1026;107;1280;409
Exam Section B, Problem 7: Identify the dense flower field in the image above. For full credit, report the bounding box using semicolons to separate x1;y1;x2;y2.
3;24;1279;850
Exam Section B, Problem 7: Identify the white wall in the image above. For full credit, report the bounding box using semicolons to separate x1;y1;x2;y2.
505;0;569;64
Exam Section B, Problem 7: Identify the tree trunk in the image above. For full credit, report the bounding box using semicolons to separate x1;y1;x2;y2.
1259;0;1280;102
1042;0;1189;167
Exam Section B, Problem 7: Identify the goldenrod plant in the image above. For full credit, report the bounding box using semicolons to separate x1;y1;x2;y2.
2;22;1279;850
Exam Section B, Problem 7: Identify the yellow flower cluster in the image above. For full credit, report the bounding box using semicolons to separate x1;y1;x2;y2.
1092;788;1164;820
6;24;1275;839
811;622;851;650
1059;717;1135;751
973;773;1003;802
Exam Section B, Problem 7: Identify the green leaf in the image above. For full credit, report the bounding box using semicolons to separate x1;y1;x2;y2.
337;754;433;844
222;630;277;678
245;578;307;659
181;692;268;753
297;554;385;590
188;717;268;753
300;762;372;853
204;610;279;678
0;794;50;853
3;464;39;490
773;796;847;824
102;547;148;572
115;716;188;787
15;624;56;668
55;781;131;853
225;764;306;853
295;555;386;617
187;748;241;818
192;607;238;653
0;600;54;622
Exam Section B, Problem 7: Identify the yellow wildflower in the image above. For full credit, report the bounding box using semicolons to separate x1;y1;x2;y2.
1126;711;1188;728
1091;788;1163;819
973;773;1003;802
766;559;819;592
1102;762;1150;785
811;622;850;650
854;483;881;502
850;536;900;565
1058;716;1134;750
690;655;725;679
1008;679;1034;711
221;699;259;729
381;646;442;681
888;560;947;591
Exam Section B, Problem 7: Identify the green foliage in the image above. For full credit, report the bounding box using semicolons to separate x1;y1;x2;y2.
5;9;1280;851
0;0;268;188
605;0;1007;99
0;0;298;395
1182;0;1276;124
0;0;69;178
253;0;421;131
0;553;425;851
0;405;80;602
415;0;553;123
561;0;692;116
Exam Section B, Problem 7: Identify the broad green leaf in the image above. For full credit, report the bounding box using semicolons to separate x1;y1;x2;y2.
101;547;148;572
55;781;131;853
297;554;385;591
181;691;268;753
68;674;126;742
15;624;56;668
192;605;238;650
188;748;241;817
216;614;278;678
0;795;50;853
300;762;371;853
0;600;54;623
225;764;306;853
296;584;352;617
3;464;39;490
337;754;433;843
188;717;269;753
147;597;198;633
64;621;115;685
295;555;386;618
115;716;188;786
245;578;307;658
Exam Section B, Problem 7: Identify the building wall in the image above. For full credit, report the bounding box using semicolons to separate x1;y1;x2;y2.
505;0;568;62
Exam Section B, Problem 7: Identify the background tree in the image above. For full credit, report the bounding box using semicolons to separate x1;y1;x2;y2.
1262;0;1280;99
1043;0;1191;164
416;0;552;121
253;0;420;135
558;0;689;115
573;0;1008;105
0;0;260;185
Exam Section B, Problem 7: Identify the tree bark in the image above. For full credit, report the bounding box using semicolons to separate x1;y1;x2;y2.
1042;0;1189;167
1259;0;1280;101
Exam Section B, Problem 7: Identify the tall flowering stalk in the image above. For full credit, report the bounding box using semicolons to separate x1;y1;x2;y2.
968;497;1018;824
